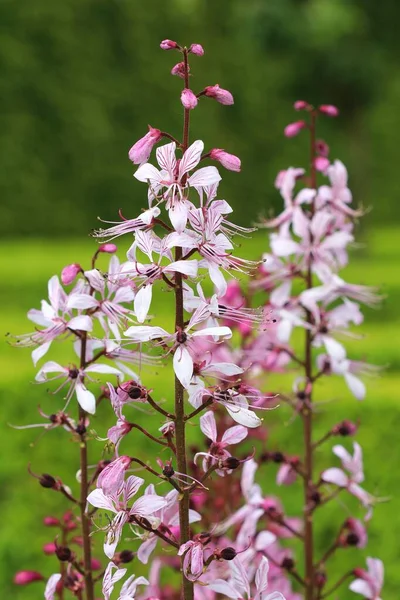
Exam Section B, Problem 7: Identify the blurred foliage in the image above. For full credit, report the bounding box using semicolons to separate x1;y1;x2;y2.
1;0;400;237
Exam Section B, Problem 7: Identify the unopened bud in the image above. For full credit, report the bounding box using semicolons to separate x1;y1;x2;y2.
284;120;306;138
204;85;234;105
346;532;360;546
39;474;57;489
181;89;198;110
14;571;44;585
61;263;82;286
189;43;204;56
314;157;330;173
43;542;57;555
220;547;237;560
160;39;178;50
319;104;339;117
55;546;73;562
171;62;187;79
128;126;163;165
316;139;330;157
209;148;241;172
91;558;102;570
99;243;117;254
315;571;327;588
75;423;86;436
43;516;60;527
293;100;310;111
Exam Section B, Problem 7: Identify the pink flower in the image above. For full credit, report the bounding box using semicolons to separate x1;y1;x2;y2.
134;140;221;232
128;126;163;165
322;443;373;513
350;557;384;600
14;571;44;585
88;476;166;558
61;263;82;285
284;120;306;138
102;562;127;600
196;411;247;474
190;43;204;56
204;84;234;105
210;148;241;172
181;89;198;110
341;518;368;548
160;39;178;50
97;456;132;496
319;104;339;117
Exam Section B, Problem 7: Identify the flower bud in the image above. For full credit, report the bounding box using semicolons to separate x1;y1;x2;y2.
220;547;237;560
99;243;117;254
61;263;82;286
316;139;329;157
181;89;198;110
271;451;285;463
204;85;234;105
315;571;327;588
190;43;204;56
55;546;73;562
39;474;57;489
97;455;132;496
43;542;57;554
293;100;310;111
171;62;187;79
314;157;330;173
319;104;339;117
160;39;178;50
128;126;163;165
43;516;60;527
209;148;241;172
284;120;306;138
91;558;102;570
14;571;44;585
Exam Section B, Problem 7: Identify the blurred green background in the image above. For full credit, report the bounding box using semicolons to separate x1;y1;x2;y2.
1;0;400;599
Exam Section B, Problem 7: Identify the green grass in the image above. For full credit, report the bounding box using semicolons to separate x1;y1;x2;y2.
1;227;399;599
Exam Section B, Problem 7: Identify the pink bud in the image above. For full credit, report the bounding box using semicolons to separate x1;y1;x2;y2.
293;100;310;111
97;455;132;496
284;120;306;138
128;125;163;165
14;571;44;585
189;43;204;56
209;148;241;172
43;542;57;555
181;89;198;110
91;558;102;570
171;62;187;79
319;104;339;117
43;516;60;527
160;39;178;50
314;156;330;173
61;263;81;286
316;139;330;157
99;243;117;254
204;84;234;105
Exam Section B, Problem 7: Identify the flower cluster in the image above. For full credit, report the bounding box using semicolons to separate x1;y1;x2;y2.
12;43;384;600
